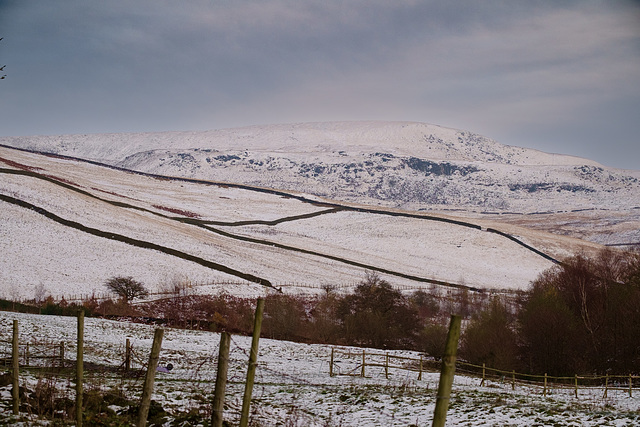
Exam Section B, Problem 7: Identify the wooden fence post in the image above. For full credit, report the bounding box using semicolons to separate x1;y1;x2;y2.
76;310;84;427
431;315;461;427
418;356;423;381
480;363;485;387
12;320;19;415
604;374;608;399
212;332;230;427
60;341;65;368
137;328;164;427
361;350;366;378
574;375;578;398
512;370;516;391
125;338;131;372
239;298;265;427
25;343;29;367
385;353;389;379
329;348;334;377
544;373;547;397
630;374;633;398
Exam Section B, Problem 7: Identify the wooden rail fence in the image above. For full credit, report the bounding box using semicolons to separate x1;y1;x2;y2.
0;337;68;368
329;347;640;398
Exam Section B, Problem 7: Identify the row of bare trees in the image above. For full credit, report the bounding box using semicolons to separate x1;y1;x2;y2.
460;248;640;376
140;271;452;351
20;248;639;377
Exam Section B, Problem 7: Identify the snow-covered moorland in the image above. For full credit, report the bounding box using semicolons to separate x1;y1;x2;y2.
0;144;601;301
0;311;638;426
2;121;639;246
1;120;639;425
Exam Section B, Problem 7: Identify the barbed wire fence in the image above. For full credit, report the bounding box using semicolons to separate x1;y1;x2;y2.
1;309;638;426
0;317;432;425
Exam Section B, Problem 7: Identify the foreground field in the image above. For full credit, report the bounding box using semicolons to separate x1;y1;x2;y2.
0;311;638;426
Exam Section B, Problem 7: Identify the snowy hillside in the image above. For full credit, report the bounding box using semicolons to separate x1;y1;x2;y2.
0;144;601;301
2;121;638;246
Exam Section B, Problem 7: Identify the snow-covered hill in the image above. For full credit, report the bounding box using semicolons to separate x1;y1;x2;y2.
3;121;638;246
0;144;601;300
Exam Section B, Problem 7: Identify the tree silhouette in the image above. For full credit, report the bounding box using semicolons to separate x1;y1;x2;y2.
104;276;149;303
337;271;419;349
461;297;520;371
519;249;640;375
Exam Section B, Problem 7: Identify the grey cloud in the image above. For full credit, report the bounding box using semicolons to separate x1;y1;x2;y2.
0;0;639;168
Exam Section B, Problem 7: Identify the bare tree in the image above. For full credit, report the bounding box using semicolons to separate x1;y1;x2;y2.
104;276;149;303
34;282;48;303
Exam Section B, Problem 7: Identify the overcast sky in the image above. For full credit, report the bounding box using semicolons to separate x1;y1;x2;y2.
1;0;639;169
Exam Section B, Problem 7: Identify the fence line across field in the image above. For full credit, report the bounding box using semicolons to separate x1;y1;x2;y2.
3;330;639;401
3;332;639;399
2;316;638;427
36;278;524;304
329;347;640;398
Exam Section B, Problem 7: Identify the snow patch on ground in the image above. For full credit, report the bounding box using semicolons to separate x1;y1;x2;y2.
0;311;638;426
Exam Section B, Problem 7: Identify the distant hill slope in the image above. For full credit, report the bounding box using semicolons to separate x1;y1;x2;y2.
2;121;639;246
1;145;605;300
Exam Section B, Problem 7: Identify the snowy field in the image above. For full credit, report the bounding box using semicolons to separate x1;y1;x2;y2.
0;311;638;426
0;145;602;301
